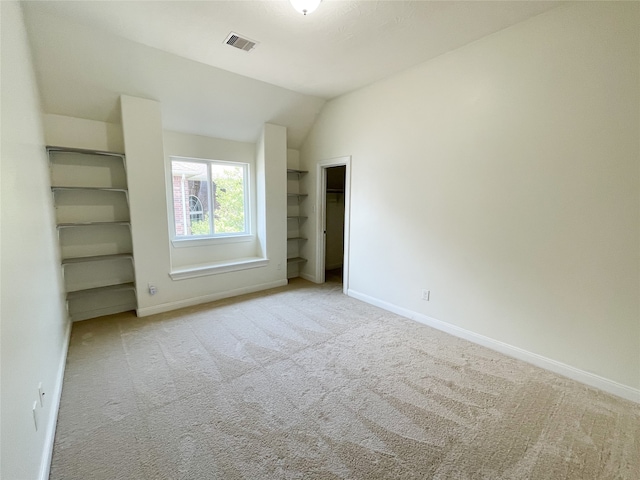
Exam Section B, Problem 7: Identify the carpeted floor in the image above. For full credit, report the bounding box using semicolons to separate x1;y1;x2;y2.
50;278;639;479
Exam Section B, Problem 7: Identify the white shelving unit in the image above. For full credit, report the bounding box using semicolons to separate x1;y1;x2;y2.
48;146;137;321
286;168;308;278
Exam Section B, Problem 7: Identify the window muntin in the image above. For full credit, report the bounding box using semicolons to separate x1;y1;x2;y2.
189;196;204;222
171;158;249;238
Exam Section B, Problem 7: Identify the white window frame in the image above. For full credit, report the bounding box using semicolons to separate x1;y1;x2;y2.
168;156;252;245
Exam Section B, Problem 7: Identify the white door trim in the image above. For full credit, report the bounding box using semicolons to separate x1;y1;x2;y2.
315;156;351;294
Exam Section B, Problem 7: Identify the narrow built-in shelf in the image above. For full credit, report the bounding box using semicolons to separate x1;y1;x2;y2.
57;221;131;229
47;146;125;158
51;186;128;192
49;146;137;321
66;282;136;299
287;165;307;278
62;253;133;265
287;257;307;265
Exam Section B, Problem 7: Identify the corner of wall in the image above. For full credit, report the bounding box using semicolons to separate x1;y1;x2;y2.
1;2;71;478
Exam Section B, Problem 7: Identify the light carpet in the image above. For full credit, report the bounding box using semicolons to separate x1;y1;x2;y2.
50;278;639;479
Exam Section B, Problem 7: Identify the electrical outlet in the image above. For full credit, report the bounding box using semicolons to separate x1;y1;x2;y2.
148;283;158;296
421;289;430;301
38;382;44;407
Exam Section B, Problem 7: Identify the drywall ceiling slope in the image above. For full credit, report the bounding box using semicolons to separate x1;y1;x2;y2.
22;5;326;148
22;1;563;147
22;1;563;99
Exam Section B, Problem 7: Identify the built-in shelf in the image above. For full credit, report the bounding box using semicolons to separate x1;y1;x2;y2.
57;221;131;229
51;186;128;193
47;145;125;157
62;253;133;265
287;257;307;265
49;146;137;321
287;164;308;278
66;282;136;299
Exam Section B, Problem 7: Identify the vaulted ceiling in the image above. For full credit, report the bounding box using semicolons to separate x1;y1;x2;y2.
22;1;562;148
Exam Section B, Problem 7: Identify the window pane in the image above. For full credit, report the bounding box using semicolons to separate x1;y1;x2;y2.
211;164;245;234
171;161;211;236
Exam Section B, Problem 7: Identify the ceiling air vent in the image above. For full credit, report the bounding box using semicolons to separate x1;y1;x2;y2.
224;32;257;52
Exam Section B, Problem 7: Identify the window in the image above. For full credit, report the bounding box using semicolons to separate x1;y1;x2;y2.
170;157;249;238
189;196;204;222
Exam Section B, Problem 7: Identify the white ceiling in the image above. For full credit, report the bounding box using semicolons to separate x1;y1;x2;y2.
22;1;563;148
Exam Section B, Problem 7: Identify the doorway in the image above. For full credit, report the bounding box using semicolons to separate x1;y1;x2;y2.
324;166;346;284
316;157;351;293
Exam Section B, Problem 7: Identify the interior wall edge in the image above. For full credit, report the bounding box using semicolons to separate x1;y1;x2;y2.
348;288;640;404
38;321;72;480
299;272;317;284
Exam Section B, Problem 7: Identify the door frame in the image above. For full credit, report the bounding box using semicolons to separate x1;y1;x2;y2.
315;156;351;294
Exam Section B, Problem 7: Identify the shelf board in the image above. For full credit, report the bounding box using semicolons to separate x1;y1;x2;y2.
69;303;137;322
62;253;133;265
287;193;308;197
287;169;308;175
57;221;131;229
67;282;136;299
287;237;307;241
47;146;125;158
286;257;307;265
52;186;128;193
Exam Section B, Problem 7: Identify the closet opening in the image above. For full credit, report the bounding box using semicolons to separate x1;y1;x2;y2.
323;165;346;285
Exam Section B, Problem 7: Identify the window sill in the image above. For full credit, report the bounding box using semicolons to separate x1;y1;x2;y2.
169;256;269;280
171;234;254;248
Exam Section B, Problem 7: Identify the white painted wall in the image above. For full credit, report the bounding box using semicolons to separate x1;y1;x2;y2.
0;3;70;478
43;113;124;153
287;149;301;171
300;3;640;391
122;95;287;315
258;123;288;281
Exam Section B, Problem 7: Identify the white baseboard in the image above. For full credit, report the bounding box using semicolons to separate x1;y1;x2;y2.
39;319;72;480
136;279;288;317
347;289;640;404
299;272;318;283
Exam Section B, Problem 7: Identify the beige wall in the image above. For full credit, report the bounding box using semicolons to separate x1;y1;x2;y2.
1;2;70;478
43;113;124;153
300;3;640;391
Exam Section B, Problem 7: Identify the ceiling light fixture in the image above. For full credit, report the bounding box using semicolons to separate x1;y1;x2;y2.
289;0;321;16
